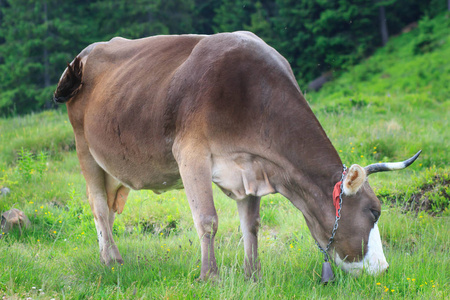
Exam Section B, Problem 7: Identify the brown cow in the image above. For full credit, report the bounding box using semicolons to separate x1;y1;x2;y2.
54;32;419;280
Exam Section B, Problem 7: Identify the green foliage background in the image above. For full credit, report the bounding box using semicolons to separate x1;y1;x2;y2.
0;0;447;115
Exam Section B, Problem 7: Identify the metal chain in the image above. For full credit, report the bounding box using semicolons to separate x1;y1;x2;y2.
316;164;347;262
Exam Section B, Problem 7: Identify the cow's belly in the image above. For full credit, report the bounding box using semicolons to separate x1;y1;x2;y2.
211;153;276;200
89;147;182;192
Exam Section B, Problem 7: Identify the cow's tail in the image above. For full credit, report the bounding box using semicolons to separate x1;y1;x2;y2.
53;56;83;104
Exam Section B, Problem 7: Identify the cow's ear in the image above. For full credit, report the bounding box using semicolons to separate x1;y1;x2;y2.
343;164;366;195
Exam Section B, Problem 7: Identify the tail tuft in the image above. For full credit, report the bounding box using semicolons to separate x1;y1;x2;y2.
53;56;83;103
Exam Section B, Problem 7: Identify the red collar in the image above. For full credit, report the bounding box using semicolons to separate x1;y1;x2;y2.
332;171;346;217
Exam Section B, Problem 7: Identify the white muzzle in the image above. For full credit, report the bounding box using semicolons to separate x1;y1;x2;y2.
334;223;389;275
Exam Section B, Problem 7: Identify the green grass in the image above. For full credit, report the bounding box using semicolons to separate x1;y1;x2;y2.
1;12;449;300
0;109;74;165
1;166;448;299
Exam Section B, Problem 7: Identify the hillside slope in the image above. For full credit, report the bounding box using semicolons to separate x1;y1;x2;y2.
307;12;450;214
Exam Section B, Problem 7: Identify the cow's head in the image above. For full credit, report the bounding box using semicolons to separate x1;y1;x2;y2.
324;151;421;275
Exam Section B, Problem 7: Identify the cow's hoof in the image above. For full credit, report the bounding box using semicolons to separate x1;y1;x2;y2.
100;253;124;266
198;271;219;283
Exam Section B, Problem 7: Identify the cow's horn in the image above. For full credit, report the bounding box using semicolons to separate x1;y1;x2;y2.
364;150;422;176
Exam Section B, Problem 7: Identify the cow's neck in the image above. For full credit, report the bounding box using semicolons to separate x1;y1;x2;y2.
280;163;343;247
264;95;344;246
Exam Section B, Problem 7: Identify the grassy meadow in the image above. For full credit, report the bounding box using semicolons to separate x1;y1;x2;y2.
1;13;449;300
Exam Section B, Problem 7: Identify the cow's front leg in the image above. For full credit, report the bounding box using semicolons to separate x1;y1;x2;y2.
176;147;218;280
237;195;261;278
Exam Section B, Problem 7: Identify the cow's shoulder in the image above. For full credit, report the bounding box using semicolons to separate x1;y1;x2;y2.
195;31;265;55
191;31;291;75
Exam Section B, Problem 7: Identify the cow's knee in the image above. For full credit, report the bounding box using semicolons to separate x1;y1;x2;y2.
248;216;260;236
240;212;260;237
198;213;218;238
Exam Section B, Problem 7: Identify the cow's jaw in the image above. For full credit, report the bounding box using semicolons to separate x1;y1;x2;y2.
334;223;389;275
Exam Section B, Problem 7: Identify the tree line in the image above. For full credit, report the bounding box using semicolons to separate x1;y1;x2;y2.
0;0;446;115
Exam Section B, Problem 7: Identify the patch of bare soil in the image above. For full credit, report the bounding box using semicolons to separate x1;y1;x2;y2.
401;175;450;216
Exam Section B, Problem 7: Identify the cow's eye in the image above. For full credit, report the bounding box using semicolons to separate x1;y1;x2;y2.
370;209;380;223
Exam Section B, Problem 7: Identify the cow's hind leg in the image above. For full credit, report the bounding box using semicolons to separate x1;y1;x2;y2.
77;144;126;265
175;146;218;280
237;195;261;279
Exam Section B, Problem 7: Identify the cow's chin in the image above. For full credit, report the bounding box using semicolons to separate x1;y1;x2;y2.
334;223;389;276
